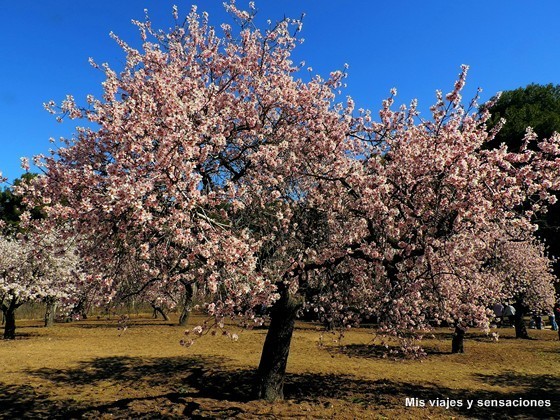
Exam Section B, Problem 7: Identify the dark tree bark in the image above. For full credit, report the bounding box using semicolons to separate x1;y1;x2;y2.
255;284;300;401
3;309;16;339
160;308;169;321
178;282;196;327
151;304;169;321
513;303;530;339
2;298;19;340
451;324;466;353
44;298;57;327
71;297;88;320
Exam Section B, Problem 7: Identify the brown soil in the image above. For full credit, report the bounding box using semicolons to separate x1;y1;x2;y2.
1;314;559;419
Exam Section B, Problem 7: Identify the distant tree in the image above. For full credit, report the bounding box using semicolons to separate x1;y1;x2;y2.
486;84;560;151
0;174;57;326
485;84;560;283
0;232;81;339
488;236;557;339
0;173;44;235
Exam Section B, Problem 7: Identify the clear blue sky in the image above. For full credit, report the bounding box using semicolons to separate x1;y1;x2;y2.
2;0;560;185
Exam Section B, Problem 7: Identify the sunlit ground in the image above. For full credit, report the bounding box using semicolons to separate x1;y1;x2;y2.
1;313;559;419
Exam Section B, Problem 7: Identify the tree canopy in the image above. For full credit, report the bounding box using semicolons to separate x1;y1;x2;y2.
486;83;560;281
486;83;560;151
0;173;44;235
13;3;560;401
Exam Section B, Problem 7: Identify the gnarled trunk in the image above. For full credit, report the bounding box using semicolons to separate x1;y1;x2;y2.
451;324;466;353
513;303;530;339
255;285;300;401
44;298;57;327
151;304;169;321
178;282;196;327
2;298;18;340
3;309;16;339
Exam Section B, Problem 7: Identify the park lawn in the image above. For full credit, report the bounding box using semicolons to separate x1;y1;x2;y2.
0;314;559;419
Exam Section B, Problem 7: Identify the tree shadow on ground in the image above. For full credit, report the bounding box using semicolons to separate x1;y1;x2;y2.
21;355;255;418
69;322;178;329
28;355;232;392
0;382;80;420
62;319;179;329
285;371;560;418
474;370;560;391
0;331;41;340
5;356;556;419
428;330;523;342
0;380;243;419
13;324;44;329
325;343;447;360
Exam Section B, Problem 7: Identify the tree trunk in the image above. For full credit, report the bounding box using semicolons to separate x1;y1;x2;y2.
71;298;88;320
255;285;300;401
151;304;169;321
2;297;20;340
451;324;466;353
3;307;16;340
44;298;57;327
513;304;530;339
178;282;196;327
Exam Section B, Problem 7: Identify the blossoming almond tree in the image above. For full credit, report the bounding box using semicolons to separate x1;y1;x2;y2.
23;3;352;399
300;70;560;355
489;236;557;339
22;3;560;401
0;232;81;339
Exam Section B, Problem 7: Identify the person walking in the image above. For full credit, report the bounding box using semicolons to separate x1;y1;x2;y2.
548;311;558;331
503;303;516;327
493;302;504;327
554;302;560;339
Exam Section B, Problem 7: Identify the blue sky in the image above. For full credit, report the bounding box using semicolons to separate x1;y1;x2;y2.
2;0;560;185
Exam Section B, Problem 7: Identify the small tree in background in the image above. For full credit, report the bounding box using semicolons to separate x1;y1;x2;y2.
486;84;560;151
485;84;560;284
0;173;44;235
1;174;59;326
489;236;557;339
0;232;81;339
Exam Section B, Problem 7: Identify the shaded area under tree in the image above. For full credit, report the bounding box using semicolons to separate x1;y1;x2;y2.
0;355;552;419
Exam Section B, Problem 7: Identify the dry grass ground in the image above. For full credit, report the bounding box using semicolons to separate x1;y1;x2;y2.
0;314;559;419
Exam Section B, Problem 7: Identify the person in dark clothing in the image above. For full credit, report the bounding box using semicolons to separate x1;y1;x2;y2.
503;303;516;327
554;302;560;340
